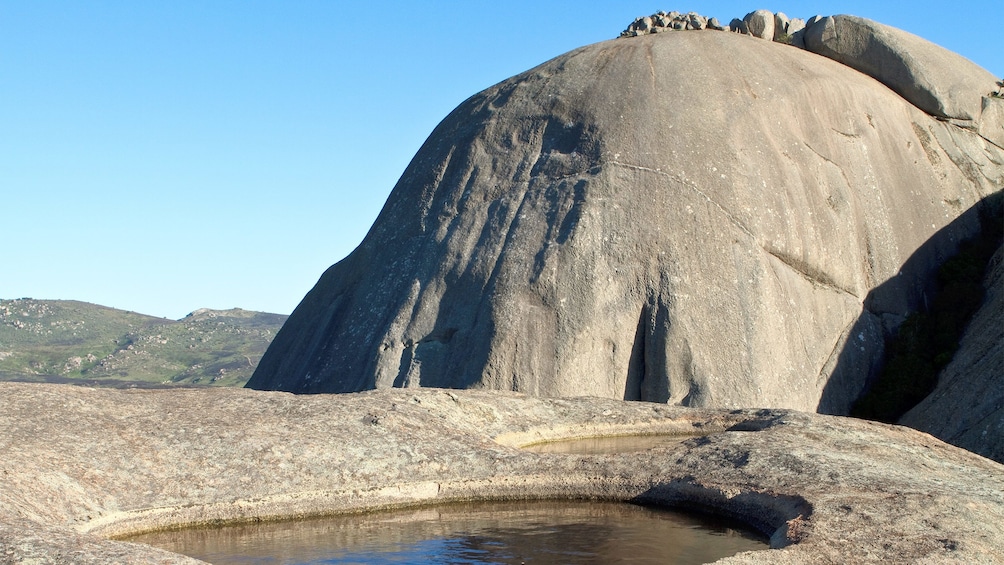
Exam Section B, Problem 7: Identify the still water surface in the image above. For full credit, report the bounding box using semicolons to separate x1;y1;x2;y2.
127;500;766;564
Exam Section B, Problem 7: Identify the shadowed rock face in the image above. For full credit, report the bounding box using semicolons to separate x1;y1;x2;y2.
899;243;1004;463
248;29;1001;411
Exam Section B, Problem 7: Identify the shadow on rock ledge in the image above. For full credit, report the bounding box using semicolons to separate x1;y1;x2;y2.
818;193;998;415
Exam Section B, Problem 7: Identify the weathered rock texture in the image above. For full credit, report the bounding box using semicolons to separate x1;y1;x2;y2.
899;243;1004;463
249;26;1002;413
1;383;1003;563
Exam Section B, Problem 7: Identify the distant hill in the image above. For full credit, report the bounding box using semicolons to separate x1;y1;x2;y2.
0;299;287;388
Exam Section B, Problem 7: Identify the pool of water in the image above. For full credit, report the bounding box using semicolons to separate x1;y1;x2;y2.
126;500;766;564
520;434;700;454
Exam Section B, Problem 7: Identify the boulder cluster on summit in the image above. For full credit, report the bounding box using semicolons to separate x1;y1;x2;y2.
621;9;814;48
618;11;727;34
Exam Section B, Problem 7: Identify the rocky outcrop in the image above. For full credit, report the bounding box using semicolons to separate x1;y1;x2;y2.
1;383;1003;563
899;243;1004;463
620;11;726;36
622;9;807;41
621;10;798;39
248;25;1001;412
802;15;999;124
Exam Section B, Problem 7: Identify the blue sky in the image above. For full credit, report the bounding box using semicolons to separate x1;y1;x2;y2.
2;1;1001;319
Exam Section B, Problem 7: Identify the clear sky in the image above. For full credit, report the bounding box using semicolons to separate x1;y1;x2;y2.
2;1;1001;320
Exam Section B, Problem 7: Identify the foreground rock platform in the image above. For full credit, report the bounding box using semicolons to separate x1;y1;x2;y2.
2;383;1002;563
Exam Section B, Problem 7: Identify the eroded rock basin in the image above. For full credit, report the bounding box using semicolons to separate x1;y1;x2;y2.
125;500;766;564
521;433;703;454
1;383;1003;563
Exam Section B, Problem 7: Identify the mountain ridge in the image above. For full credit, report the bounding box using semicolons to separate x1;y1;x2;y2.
0;298;286;388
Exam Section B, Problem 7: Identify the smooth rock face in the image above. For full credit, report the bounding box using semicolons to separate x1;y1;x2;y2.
803;15;999;122
899;243;1004;463
248;29;1002;412
2;383;1003;563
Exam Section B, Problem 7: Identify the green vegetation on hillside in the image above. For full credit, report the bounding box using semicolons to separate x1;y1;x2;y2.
0;300;286;388
851;195;1003;423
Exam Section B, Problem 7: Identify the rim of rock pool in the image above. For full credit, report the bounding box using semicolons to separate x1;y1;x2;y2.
123;498;768;565
121;431;772;562
12;384;1000;562
97;424;805;553
108;485;787;544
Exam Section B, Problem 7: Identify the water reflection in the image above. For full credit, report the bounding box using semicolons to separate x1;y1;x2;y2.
127;500;765;564
521;434;700;454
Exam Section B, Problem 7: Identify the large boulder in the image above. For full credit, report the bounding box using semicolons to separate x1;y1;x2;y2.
248;28;1002;412
803;15;998;123
899;243;1004;463
743;9;775;40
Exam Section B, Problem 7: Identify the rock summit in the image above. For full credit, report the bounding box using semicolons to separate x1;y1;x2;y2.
248;13;1001;416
